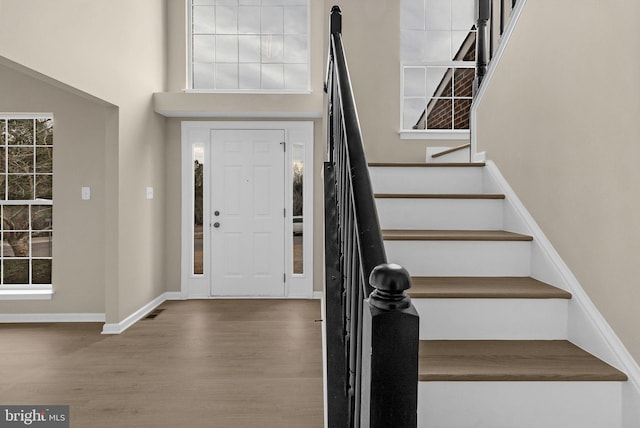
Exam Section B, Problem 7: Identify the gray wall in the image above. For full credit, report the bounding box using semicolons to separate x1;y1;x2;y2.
0;0;168;323
0;63;111;314
476;0;640;362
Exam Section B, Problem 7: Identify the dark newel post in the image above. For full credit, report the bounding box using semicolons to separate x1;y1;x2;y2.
474;0;491;95
360;264;419;428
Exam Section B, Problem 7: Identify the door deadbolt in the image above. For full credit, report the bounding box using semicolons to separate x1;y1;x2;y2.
214;211;220;216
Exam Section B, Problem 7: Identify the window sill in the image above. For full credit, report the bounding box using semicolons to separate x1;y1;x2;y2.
0;288;53;300
183;89;313;95
399;130;470;140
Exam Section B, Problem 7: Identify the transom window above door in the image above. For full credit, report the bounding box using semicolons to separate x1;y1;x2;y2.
189;0;310;92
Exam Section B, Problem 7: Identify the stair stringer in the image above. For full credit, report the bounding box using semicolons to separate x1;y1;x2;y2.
482;160;640;426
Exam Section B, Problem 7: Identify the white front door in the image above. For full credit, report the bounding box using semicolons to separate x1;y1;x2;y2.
210;129;286;296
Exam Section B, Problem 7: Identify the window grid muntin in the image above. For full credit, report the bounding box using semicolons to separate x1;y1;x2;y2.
189;0;310;92
401;0;476;131
402;64;474;130
0;116;53;287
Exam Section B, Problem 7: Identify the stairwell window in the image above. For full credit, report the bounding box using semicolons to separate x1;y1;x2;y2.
401;0;475;135
0;115;53;295
189;0;310;92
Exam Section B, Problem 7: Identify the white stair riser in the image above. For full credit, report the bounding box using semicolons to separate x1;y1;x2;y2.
419;381;622;428
376;198;504;230
413;298;568;340
369;167;484;194
385;240;531;276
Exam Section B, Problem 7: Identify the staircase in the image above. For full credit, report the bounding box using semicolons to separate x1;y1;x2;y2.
369;161;629;428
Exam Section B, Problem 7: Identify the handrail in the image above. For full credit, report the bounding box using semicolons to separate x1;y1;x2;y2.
324;6;419;428
475;0;518;92
431;143;472;159
329;30;386;294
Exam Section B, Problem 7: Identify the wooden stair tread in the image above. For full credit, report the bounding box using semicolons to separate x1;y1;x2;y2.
375;193;505;199
408;277;571;299
419;340;628;382
368;162;485;167
382;230;533;241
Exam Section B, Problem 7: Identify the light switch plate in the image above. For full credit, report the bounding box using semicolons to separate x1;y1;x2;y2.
81;187;91;200
146;187;154;200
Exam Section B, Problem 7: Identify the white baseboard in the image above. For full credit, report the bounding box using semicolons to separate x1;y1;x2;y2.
102;291;322;334
185;294;321;300
0;313;105;323
0;290;314;334
472;150;487;162
101;292;169;335
164;291;183;300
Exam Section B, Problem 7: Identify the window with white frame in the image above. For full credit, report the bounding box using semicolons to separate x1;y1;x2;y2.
401;0;475;132
0;116;53;287
190;0;310;92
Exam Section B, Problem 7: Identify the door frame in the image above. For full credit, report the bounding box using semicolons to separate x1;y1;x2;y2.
180;121;314;299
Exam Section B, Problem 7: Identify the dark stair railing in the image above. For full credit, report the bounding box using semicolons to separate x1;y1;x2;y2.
475;0;519;92
324;6;419;428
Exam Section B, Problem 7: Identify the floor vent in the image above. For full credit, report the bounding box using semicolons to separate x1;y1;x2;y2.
144;308;165;320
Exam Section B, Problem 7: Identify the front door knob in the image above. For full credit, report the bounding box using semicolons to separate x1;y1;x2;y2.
213;222;220;228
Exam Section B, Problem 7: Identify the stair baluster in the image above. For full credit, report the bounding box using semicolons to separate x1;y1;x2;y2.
324;6;419;428
474;0;519;93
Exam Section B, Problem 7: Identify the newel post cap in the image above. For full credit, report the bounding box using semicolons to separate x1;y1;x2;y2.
368;263;412;310
330;5;342;35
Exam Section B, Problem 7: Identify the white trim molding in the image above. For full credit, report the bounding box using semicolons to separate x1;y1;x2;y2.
181;121;314;300
484;160;640;404
0;313;105;323
399;130;470;141
182;89;313;96
0;289;53;300
164;292;183;301
102;293;168;334
0;113;54;120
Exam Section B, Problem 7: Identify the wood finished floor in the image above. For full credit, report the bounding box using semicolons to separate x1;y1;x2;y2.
0;299;324;428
